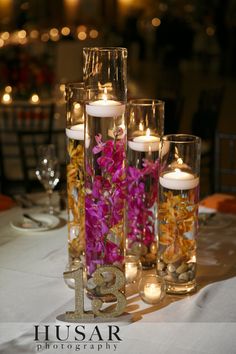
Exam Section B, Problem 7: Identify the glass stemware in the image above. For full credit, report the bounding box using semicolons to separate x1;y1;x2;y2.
35;144;60;215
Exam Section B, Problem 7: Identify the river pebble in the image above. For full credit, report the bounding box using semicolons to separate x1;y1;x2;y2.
178;272;189;282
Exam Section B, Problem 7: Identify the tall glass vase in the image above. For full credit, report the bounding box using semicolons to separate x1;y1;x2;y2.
65;83;85;272
83;47;127;301
157;134;201;294
126;99;164;269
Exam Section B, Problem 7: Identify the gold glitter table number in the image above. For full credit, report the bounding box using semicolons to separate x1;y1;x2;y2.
64;265;94;320
92;266;126;318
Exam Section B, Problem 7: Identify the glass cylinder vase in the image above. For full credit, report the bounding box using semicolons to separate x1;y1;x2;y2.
157;134;201;294
83;47;127;301
126;99;164;269
65;83;85;271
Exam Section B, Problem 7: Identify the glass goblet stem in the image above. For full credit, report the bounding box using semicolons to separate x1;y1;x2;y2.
47;189;54;215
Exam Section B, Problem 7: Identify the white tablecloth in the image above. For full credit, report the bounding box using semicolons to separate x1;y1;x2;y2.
0;203;236;354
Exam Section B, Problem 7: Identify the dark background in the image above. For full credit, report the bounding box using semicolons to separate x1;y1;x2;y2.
0;0;236;195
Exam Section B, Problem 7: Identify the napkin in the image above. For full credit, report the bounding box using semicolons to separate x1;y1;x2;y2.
200;193;236;214
0;194;15;212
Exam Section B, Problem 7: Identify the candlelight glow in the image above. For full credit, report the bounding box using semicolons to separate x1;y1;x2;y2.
60;84;65;92
1;31;9;40
152;17;161;27
19;37;27;45
51;35;60;42
41;33;49;42
18;30;26;39
89;29;98;39
2;93;12;104
64;0;80;23
5;85;12;93
0;0;13;20
102;87;108;101
77;25;86;32
146;128;151;137
139;122;144;131
144;283;161;301
50;28;60;41
61;27;70;36
74;103;80;111
30;30;39;39
30;94;40;104
50;28;59;37
177;158;183;164
78;31;87;40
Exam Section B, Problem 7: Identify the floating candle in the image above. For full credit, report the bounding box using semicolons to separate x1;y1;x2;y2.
66;124;84;140
86;100;125;118
128;128;160;152
159;168;199;190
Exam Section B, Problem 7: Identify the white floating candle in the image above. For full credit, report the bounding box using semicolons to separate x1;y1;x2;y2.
160;168;199;190
86;100;125;118
125;262;138;283
144;283;161;302
128;129;160;152
66;124;84;140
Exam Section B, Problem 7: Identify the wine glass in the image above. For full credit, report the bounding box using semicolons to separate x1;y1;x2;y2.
35;144;60;215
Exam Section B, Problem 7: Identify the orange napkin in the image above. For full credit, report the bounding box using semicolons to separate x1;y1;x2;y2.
200;193;236;214
0;194;15;212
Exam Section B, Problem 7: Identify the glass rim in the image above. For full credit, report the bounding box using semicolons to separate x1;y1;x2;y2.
128;98;164;106
162;134;201;144
83;46;127;53
65;82;84;90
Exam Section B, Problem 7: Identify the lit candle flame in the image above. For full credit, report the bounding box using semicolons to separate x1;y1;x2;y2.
177;158;183;164
146;128;151;137
139;122;144;131
102;87;108;102
74;103;80;110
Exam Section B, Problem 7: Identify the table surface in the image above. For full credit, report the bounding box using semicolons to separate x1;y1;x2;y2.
0;196;236;354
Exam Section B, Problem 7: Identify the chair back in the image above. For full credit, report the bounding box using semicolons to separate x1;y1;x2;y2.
0;102;54;193
214;132;236;193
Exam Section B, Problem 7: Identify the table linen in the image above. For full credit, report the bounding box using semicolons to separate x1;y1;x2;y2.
0;201;236;353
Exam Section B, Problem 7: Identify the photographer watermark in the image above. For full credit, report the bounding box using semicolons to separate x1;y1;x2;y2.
34;324;122;352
